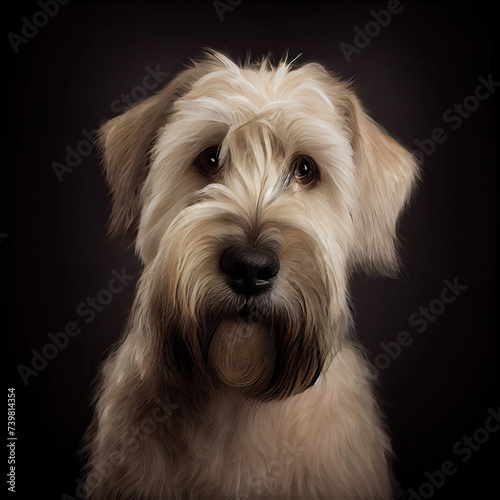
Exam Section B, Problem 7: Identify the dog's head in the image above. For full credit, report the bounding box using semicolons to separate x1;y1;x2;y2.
99;50;418;401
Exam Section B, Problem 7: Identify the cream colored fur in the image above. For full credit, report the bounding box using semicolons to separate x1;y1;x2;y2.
84;50;418;499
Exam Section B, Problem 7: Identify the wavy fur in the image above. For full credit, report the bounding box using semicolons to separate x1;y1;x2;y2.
84;50;418;499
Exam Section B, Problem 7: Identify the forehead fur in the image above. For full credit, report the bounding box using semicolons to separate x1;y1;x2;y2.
178;50;352;130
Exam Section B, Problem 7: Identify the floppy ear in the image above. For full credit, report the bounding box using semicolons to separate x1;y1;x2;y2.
347;95;419;275
98;64;207;242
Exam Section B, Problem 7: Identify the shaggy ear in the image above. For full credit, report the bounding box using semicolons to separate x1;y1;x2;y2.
348;95;419;275
98;65;207;241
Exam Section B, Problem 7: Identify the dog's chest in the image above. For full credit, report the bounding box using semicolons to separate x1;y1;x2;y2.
176;351;379;498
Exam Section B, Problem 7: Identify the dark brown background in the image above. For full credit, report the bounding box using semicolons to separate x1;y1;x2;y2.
4;1;497;498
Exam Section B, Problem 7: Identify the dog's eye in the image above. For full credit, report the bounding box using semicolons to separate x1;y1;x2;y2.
195;145;221;177
292;156;318;186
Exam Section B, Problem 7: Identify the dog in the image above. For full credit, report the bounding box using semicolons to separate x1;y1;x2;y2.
83;49;418;499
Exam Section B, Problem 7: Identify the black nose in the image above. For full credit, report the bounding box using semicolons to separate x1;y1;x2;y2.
221;248;279;296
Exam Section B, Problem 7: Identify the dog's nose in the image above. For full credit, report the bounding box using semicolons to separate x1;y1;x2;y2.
221;248;279;295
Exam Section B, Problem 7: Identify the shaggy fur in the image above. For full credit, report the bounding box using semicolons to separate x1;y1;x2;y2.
83;50;418;499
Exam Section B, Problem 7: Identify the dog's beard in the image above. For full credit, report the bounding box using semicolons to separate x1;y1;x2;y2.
207;317;325;401
170;293;328;402
208;318;277;397
149;270;329;402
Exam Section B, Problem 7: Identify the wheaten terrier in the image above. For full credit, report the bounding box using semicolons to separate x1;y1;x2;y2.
84;50;418;499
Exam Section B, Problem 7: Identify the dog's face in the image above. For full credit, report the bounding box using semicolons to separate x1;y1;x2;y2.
99;51;417;402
